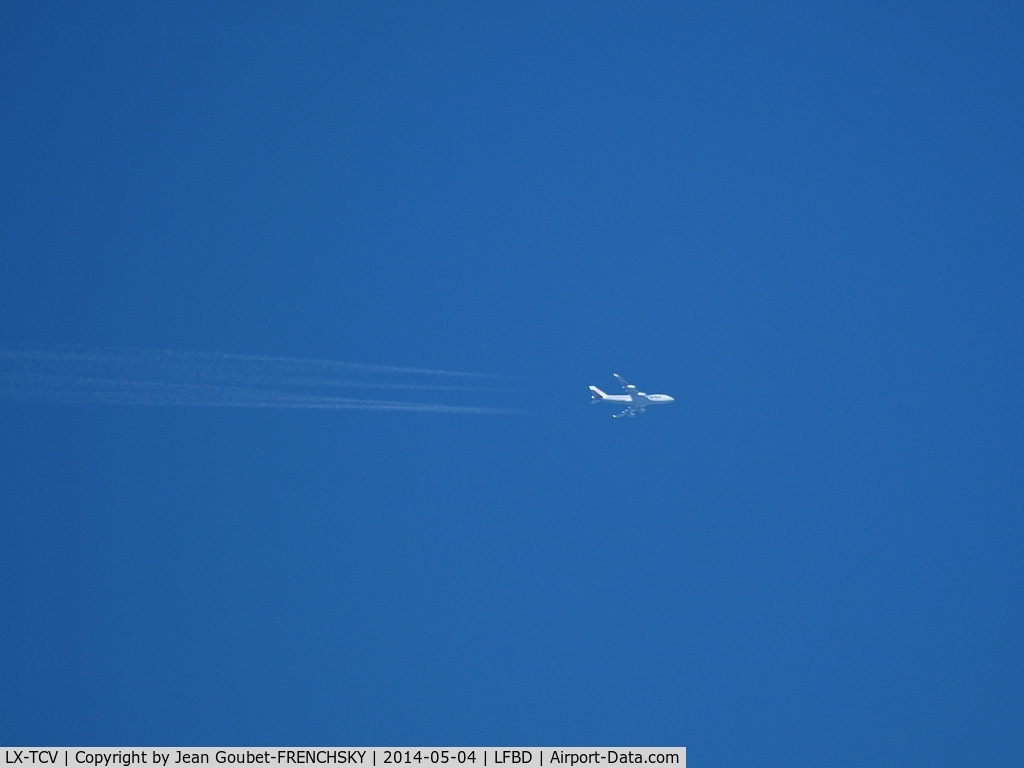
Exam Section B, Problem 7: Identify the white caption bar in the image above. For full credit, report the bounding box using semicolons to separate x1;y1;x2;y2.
1;750;684;768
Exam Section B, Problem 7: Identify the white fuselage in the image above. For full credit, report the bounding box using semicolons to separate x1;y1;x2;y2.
594;392;674;405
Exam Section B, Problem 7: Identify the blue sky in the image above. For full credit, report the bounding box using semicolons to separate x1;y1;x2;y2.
1;3;1021;765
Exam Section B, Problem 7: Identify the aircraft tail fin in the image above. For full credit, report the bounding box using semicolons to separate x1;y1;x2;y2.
589;386;607;402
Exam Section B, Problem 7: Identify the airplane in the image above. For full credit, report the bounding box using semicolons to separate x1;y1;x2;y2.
589;374;674;418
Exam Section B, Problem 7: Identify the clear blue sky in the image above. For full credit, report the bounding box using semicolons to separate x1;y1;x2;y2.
1;3;1021;765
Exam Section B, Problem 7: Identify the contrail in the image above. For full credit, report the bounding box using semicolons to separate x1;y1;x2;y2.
0;346;521;415
0;346;510;383
0;375;519;414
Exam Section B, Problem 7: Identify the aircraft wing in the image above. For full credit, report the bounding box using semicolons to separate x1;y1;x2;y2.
613;373;637;394
612;403;645;419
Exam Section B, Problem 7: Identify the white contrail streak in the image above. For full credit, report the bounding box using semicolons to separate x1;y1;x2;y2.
0;375;519;414
0;346;510;383
0;346;520;415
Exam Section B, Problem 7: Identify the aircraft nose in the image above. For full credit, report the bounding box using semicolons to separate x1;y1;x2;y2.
666;396;675;402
